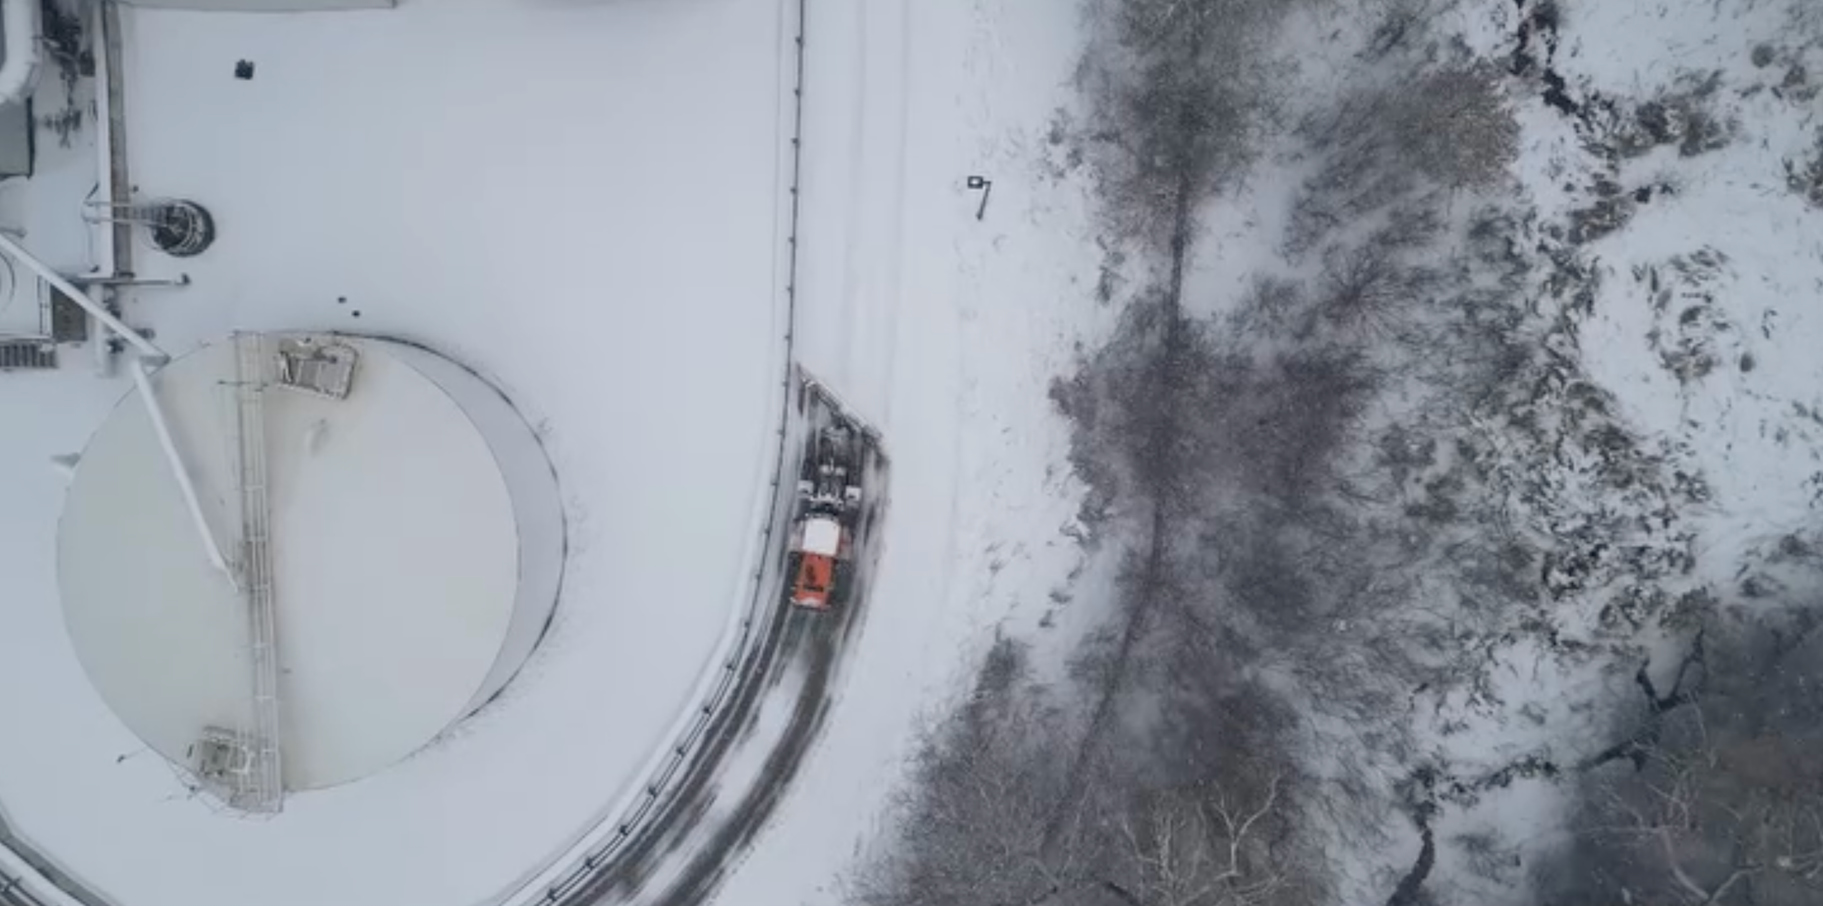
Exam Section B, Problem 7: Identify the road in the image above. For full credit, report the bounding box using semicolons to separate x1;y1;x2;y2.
512;1;890;900
543;383;889;906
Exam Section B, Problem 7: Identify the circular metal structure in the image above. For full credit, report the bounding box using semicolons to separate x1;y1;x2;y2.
57;334;563;802
83;199;218;258
146;200;216;258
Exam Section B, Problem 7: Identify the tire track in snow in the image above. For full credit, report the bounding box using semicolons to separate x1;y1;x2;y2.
828;0;910;425
0;3;847;906
536;400;886;906
639;429;889;906
638;2;924;899
513;0;819;901
834;0;870;386
873;0;912;430
532;1;895;902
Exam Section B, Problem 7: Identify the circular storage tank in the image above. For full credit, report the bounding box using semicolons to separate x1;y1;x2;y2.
57;334;564;803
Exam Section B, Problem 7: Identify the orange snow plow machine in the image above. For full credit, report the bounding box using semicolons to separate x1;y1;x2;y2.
787;424;864;611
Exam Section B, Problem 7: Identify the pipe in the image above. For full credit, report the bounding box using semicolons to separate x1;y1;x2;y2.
131;357;235;584
89;312;115;379
0;0;40;109
0;231;166;362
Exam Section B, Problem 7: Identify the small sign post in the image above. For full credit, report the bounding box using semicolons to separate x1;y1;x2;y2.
966;176;993;221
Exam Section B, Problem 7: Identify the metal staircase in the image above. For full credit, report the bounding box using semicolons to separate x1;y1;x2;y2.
232;332;284;813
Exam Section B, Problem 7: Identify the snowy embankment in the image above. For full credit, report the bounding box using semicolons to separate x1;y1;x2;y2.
1161;0;1823;901
711;0;1114;903
826;1;1823;905
1174;0;1823;902
1547;1;1823;583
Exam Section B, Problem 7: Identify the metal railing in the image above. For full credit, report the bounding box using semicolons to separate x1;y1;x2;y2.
0;870;47;906
513;0;811;900
0;233;162;362
0;805;104;906
0;2;271;901
233;332;284;814
0;0;810;894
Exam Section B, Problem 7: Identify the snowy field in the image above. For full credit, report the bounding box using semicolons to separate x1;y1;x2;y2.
17;0;1816;904
716;0;1109;902
810;1;1823;906
1;0;1109;904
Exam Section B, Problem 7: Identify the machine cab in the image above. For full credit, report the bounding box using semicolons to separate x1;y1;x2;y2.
790;515;844;610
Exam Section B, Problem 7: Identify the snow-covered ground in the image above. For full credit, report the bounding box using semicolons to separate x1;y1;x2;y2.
776;0;1823;902
714;0;1109;902
0;2;797;904
45;0;1806;902
1553;1;1823;582
1;0;1111;904
1163;0;1823;901
1436;3;1823;898
704;0;1823;901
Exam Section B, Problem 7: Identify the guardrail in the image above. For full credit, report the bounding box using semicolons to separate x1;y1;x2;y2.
0;872;47;906
507;0;811;901
0;803;107;906
0;0;813;900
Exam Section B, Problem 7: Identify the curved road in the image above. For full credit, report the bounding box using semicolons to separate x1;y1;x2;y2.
516;2;894;903
0;0;858;904
547;386;888;906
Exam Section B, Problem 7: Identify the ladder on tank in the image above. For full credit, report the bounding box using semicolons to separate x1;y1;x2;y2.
232;332;284;813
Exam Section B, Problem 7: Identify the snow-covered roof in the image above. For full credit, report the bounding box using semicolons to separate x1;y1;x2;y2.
59;335;532;792
801;517;842;557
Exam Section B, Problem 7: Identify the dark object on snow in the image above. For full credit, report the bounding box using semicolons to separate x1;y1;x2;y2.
51;287;89;343
86;199;218;257
235;60;256;80
966;175;992;220
0;341;56;371
0;96;32;178
145;200;216;257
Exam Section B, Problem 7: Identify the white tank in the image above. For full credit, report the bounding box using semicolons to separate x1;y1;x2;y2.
57;333;564;802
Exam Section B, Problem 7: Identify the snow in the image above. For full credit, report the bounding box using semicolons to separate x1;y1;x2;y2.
125;1;390;9
384;338;570;719
60;336;535;791
17;0;1754;901
1084;1;1823;901
709;0;1107;902
802;517;841;557
1555;8;1823;587
702;1;1823;902
1356;2;1823;901
0;1;799;904
0;2;109;337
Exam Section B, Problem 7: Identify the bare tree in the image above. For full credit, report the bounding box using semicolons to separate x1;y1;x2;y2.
1785;130;1823;208
1111;777;1287;906
849;638;1097;906
1360;0;1454;60
1288;63;1518;257
1581;729;1823;904
848;614;1318;906
1077;0;1297;247
1557;623;1823;906
861;3;1549;905
1388;64;1518;193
